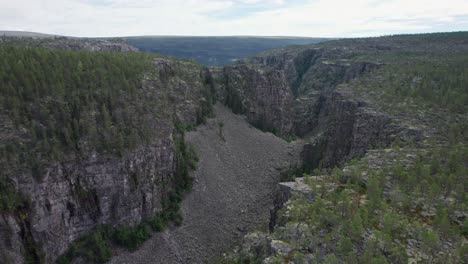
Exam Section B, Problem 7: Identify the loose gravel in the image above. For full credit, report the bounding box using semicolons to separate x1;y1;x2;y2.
110;104;302;264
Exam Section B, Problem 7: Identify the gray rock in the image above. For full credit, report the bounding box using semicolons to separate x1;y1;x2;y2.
215;47;422;170
0;54;215;263
215;64;295;137
0;37;138;52
270;239;293;255
279;178;314;201
241;232;273;259
0;215;25;264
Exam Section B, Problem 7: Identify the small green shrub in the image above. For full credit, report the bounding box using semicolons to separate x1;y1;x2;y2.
462;218;468;236
187;144;199;170
0;176;23;213
56;127;200;263
148;213;168;232
279;165;302;182
113;224;152;250
57;227;112;264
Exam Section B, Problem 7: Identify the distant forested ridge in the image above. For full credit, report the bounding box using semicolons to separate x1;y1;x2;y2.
125;36;331;65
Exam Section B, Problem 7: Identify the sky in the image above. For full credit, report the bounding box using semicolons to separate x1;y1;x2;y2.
1;0;468;37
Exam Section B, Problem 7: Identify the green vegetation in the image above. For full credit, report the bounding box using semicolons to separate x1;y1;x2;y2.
126;36;329;66
0;43;209;262
369;55;468;114
0;45;165;219
218;255;262;264
271;143;467;263
56;211;173;264
57;128;199;263
342;34;468;117
279;165;302;182
0;172;24;212
0;45;163;193
56;227;112;264
221;32;468;264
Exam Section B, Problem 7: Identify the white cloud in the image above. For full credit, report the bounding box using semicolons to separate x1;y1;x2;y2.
0;0;467;37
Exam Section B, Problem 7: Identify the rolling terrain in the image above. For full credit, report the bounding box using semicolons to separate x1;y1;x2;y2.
0;31;61;38
0;32;466;264
125;36;331;65
0;31;331;65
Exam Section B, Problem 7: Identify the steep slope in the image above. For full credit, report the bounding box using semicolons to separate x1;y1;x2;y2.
0;40;215;263
1;32;467;264
219;32;468;263
110;104;303;264
216;51;412;169
217;32;468;170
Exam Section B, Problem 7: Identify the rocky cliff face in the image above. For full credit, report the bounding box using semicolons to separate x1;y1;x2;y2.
301;88;423;169
214;64;295;137
18;138;174;263
0;54;215;263
109;104;303;264
216;46;420;169
3;33;461;264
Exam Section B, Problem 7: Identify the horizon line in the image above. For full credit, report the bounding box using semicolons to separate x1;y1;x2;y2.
1;29;467;40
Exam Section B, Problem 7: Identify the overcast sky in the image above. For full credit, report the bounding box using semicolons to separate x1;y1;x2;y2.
1;0;467;37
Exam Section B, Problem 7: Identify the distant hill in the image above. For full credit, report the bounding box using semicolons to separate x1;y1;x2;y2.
124;36;332;65
0;30;61;38
0;31;332;65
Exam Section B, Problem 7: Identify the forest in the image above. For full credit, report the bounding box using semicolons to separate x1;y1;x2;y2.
0;45;159;175
126;36;330;65
0;44;204;263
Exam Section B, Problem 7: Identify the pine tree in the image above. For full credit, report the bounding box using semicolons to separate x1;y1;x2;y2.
337;236;353;257
102;104;112;131
349;213;364;242
434;206;451;238
367;176;382;212
421;229;440;260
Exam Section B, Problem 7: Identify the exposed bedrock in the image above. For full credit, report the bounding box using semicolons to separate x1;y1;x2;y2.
214;64;295;137
301;89;423;169
0;41;426;263
0;58;215;263
109;104;303;264
21;139;174;263
215;48;422;170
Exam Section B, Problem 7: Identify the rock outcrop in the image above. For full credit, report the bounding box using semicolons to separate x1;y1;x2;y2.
109;104;303;264
4;33;461;264
214;64;295;137
20;139;174;263
0;54;215;263
301;89;423;169
0;215;25;264
215;46;421;169
0;36;138;52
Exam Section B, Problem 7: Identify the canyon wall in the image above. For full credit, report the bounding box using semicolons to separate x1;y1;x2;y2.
0;55;215;263
216;47;422;169
0;36;431;263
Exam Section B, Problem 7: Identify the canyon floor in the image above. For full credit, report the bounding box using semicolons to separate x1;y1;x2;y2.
110;104;303;264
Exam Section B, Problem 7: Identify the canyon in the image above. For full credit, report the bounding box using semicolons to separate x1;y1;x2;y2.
0;32;467;263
